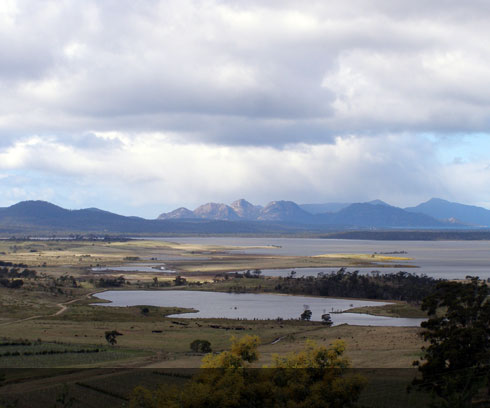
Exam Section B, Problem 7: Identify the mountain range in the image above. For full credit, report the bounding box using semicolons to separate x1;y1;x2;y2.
159;198;490;227
0;197;489;235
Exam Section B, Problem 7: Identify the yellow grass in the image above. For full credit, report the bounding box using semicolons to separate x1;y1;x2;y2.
314;253;413;261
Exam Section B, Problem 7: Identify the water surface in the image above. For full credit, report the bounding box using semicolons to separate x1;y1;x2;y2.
94;290;424;327
152;237;490;279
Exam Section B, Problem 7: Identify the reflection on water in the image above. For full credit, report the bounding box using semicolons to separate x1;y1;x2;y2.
93;290;424;327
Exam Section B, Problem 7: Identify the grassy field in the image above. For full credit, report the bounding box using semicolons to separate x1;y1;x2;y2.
344;303;428;318
0;339;148;368
1;307;424;369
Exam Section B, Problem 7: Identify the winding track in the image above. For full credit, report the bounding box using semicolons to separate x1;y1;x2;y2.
0;290;104;326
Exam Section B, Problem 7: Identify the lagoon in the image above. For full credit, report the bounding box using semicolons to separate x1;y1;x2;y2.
93;290;424;327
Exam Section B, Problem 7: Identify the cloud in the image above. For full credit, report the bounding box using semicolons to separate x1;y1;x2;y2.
2;0;490;145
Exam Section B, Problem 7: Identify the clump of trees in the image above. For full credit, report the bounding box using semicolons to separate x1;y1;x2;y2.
242;269;263;278
412;277;490;407
95;276;126;288
0;264;38;289
173;276;187;286
273;268;439;303
130;335;366;407
0;261;28;268
0;266;36;279
0;279;24;289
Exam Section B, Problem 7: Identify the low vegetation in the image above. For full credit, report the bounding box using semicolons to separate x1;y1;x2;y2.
345;303;427;319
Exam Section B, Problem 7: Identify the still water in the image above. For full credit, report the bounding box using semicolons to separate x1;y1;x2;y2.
93;290;424;327
151;237;490;279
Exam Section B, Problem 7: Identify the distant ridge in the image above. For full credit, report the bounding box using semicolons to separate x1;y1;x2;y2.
300;199;391;214
157;199;450;228
405;198;490;227
299;202;351;214
0;198;483;236
0;201;303;235
322;203;445;228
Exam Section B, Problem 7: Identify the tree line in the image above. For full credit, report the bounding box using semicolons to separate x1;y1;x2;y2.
272;268;440;302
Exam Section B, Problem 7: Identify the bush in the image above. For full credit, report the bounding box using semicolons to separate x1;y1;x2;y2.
105;330;123;346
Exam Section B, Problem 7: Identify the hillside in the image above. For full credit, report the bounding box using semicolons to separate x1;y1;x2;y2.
322;203;445;228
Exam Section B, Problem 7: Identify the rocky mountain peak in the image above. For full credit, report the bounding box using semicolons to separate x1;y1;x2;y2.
193;203;240;221
230;199;261;219
158;207;196;220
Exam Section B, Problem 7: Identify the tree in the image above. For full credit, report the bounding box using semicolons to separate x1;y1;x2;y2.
412;277;490;407
301;309;312;321
321;313;333;327
190;339;212;353
174;275;187;286
105;330;123;346
141;307;150;316
130;335;366;407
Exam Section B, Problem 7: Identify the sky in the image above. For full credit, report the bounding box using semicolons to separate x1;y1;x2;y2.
1;0;490;218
